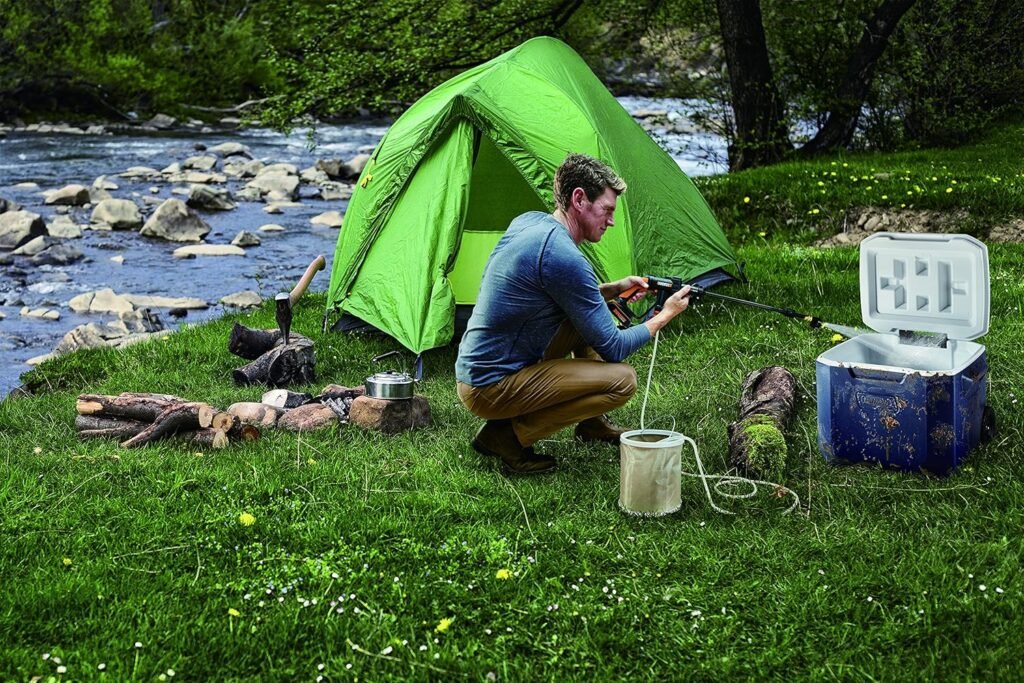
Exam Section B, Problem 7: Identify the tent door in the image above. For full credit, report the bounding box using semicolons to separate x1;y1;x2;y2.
447;133;546;305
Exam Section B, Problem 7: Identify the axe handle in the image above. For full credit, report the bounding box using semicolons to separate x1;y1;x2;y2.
288;254;326;307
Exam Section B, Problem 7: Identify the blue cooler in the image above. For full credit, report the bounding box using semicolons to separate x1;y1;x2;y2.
816;233;990;474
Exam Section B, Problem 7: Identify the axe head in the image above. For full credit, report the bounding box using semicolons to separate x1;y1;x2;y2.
275;292;292;345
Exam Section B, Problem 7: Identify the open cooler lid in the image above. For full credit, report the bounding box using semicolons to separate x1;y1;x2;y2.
860;232;989;340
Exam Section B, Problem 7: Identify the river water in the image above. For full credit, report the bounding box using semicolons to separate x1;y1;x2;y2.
0;97;727;396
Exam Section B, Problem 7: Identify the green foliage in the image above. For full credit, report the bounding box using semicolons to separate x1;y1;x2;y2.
741;416;787;481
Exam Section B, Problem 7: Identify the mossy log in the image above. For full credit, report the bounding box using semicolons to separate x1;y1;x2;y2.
727;366;797;480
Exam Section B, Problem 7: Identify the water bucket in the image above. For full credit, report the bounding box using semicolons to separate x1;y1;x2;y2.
619;429;684;516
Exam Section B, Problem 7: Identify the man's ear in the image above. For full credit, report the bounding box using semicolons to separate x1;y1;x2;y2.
571;187;587;209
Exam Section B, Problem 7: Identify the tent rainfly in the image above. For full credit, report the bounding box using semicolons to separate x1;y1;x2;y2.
325;36;739;355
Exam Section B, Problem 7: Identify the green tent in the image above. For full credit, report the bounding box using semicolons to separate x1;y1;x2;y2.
325;36;739;354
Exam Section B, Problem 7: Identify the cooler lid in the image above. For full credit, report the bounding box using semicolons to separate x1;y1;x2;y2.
860;232;989;340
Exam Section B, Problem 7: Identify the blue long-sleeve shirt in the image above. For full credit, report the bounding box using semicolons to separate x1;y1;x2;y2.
455;211;651;387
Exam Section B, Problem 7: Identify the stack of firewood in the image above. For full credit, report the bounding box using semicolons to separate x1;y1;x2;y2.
75;392;261;449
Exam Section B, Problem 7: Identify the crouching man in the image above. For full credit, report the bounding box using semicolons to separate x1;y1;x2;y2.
455;153;690;474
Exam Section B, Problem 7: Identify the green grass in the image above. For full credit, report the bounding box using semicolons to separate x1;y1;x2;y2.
4;123;1024;680
696;118;1024;244
4;240;1023;681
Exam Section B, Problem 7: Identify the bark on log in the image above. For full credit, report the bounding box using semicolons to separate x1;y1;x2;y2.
120;402;212;448
79;426;148;441
232;423;262;442
727;366;797;479
190;428;230;449
76;393;183;422
232;337;315;387
228;323;310;360
75;414;149;435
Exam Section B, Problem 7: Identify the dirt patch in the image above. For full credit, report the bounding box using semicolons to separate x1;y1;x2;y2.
815;208;973;247
986;218;1024;242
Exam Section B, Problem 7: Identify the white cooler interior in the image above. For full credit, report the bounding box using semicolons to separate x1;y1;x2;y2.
817;333;984;374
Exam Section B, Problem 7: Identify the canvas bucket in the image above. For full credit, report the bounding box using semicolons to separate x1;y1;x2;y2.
619;429;684;516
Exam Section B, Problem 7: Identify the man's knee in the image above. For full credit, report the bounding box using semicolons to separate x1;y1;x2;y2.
609;363;637;400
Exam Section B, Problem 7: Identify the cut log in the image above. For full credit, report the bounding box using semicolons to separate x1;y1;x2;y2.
78;426;149;441
75;414;149;435
120;402;212;448
190;428;230;449
198;404;217;428
227;402;283;427
232;337;315;387
76;393;182;422
261;388;312;409
727;366;797;480
233;423;262;441
212;411;239;433
228;323;310;360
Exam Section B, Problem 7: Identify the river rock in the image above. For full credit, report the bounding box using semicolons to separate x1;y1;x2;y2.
161;162;182;175
172;244;246;258
145;113;177;129
344;154;370;179
301;167;329;184
92;198;143;230
44;184;90;206
310;211;343;228
259;163;299;177
69;288;135;315
47;215;82;238
210;142;252;158
122;294;208;309
258;224;285;232
246;173;299;199
140;199;211;242
31;243;84;266
224;159;263;178
20;306;60;320
231;230;261;247
184;155;217;171
263;201;302;214
315;159;344;179
110;255;125;264
0;197;19;214
12;235;55;256
318;182;352;201
234;186;263;202
220;290;262;308
348;395;431;433
187;185;237;211
13;182;38;189
121;166;161;179
55;309;165;354
278;403;338;432
0;210;47;250
179;171;225;184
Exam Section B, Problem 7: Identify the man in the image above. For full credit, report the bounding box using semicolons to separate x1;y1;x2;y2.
455;153;691;474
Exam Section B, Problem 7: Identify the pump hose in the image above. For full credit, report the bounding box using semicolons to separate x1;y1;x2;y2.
640;330;801;516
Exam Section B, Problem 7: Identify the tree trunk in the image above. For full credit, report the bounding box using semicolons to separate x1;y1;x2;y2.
715;0;791;170
800;0;918;154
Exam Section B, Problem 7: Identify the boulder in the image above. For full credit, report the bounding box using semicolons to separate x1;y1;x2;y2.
145;113;177;129
161;162;182;175
310;211;343;228
183;155;217;171
0;197;20;214
258;163;299;176
246;174;299;199
12;235;55;256
91;198;143;230
344;153;371;179
20;306;61;320
231;230;261;247
220;290;262;308
44;184;90;206
210;142;252;158
318;182;353;201
300;167;329;184
258;224;285;232
234;187;263;202
56;309;165;354
47;215;82;238
140;199;211;242
120;166;160;179
69;288;135;315
31;243;84;266
186;185;237;211
122;294;208;309
172;244;246;258
348;395;431;433
278;403;338;432
0;210;47;250
315;159;344;179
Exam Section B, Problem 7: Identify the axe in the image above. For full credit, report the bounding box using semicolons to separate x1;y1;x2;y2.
275;254;326;345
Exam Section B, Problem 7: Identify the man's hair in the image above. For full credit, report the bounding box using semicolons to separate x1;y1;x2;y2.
553;153;626;211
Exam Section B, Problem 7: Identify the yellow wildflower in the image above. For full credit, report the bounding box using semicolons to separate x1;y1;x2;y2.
811;208;820;215
238;512;256;527
228;608;241;617
743;196;750;204
435;617;453;633
946;187;953;193
62;557;73;567
831;334;844;344
495;568;512;580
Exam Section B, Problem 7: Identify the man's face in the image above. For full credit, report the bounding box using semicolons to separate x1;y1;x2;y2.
573;186;618;243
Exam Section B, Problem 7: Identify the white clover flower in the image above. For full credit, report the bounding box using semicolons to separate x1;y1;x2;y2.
57;665;67;674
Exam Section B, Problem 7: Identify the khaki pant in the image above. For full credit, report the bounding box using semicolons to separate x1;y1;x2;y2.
457;320;637;446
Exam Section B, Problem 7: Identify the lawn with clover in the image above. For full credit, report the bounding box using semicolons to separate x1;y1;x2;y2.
2;121;1023;681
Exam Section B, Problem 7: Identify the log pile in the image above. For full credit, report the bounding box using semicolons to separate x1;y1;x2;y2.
228;322;315;387
75;392;261;449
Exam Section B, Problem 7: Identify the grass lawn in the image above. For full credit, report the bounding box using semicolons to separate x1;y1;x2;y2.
3;123;1024;681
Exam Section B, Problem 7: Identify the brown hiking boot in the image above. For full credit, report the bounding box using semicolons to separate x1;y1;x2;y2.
574;415;628;445
472;420;556;475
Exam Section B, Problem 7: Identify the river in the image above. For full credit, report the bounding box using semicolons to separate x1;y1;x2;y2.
0;97;727;396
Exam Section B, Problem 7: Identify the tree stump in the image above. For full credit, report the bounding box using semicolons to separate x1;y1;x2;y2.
228;323;315;387
727;366;797;480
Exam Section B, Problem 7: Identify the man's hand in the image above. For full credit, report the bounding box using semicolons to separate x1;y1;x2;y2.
600;275;649;302
644;285;690;335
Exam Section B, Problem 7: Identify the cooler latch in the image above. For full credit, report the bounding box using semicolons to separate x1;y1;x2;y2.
898;330;949;348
